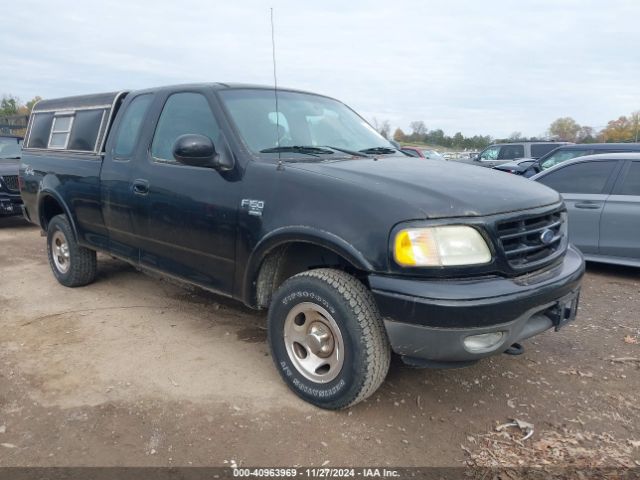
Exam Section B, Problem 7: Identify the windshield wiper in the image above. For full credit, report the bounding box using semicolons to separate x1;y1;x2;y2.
358;147;397;155
259;146;336;157
321;146;368;158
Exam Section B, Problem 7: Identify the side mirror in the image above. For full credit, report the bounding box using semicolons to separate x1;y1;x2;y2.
172;134;234;170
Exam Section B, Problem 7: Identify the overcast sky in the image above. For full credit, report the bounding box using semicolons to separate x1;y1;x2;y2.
2;0;639;138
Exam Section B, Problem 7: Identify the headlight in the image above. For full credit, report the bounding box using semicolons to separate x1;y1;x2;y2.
394;226;492;267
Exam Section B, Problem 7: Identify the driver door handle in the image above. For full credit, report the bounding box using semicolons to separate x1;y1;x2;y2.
132;179;150;196
574;202;601;210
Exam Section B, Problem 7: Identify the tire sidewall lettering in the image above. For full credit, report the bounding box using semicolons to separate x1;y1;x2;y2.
281;290;336;315
274;285;355;402
291;377;346;398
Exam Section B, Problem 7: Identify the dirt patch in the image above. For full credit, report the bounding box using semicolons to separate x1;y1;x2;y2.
0;217;639;468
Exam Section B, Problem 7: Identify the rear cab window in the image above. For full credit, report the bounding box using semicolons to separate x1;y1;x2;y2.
113;94;153;158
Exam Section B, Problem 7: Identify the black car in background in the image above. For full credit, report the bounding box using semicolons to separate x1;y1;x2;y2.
0;135;23;217
494;143;640;177
454;141;570;168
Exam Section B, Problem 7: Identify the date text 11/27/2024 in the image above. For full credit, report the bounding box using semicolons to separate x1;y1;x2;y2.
233;468;400;478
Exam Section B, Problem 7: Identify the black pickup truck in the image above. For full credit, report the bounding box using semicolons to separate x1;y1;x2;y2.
0;135;23;217
19;84;584;409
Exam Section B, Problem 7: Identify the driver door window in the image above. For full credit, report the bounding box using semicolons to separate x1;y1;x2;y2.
480;146;500;161
151;92;220;163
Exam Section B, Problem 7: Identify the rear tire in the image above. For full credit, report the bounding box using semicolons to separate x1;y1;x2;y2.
47;214;97;287
268;268;390;409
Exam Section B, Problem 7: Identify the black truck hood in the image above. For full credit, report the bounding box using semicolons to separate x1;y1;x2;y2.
0;159;19;176
290;156;561;219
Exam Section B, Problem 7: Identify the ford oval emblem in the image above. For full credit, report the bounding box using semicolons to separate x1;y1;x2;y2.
540;229;555;245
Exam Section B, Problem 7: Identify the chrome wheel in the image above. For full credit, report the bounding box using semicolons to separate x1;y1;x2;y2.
51;230;70;274
283;302;344;383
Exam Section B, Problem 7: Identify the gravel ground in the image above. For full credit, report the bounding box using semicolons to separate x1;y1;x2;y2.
0;216;638;469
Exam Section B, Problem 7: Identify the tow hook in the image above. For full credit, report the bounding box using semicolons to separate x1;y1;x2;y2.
504;342;524;356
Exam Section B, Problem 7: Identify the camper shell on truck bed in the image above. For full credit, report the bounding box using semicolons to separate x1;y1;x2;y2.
20;83;584;409
25;92;127;154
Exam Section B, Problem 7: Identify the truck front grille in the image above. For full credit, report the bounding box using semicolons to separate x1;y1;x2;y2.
497;208;567;270
1;175;19;192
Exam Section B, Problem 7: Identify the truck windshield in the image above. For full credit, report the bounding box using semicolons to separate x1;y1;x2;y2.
0;137;22;160
219;89;392;159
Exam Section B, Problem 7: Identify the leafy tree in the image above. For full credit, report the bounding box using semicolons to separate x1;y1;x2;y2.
393;128;406;142
549;117;582;142
24;96;42;113
600;116;633;142
0;95;19;116
631;111;640;142
425;128;445;146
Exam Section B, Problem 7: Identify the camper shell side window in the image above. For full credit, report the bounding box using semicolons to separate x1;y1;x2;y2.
24;91;128;154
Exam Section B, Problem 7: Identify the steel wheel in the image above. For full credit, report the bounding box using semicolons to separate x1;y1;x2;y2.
51;230;70;274
283;302;345;383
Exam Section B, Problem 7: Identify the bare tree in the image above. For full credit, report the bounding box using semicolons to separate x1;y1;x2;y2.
508;131;523;141
370;117;391;139
409;121;427;137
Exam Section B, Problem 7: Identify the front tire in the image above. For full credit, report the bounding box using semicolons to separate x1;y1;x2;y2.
47;214;97;287
268;269;390;409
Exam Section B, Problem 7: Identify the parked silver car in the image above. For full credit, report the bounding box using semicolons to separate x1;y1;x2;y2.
531;153;640;267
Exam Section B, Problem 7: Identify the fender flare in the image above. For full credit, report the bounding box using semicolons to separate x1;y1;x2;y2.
37;188;79;242
242;226;373;306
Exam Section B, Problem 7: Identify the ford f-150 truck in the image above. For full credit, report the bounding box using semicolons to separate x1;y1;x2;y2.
19;84;584;409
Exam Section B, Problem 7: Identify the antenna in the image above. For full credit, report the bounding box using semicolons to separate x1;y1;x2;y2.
270;7;282;163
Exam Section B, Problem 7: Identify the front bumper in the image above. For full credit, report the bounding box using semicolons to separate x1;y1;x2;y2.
0;192;22;217
370;246;585;364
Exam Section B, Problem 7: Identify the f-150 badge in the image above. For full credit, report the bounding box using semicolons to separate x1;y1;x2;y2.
241;199;265;216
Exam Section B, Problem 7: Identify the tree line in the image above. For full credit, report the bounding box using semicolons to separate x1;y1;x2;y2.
3;94;639;147
371;109;640;150
0;95;41;117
